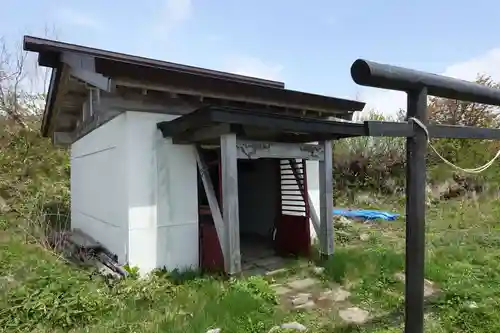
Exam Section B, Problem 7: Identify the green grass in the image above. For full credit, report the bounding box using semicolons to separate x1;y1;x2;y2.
2;196;500;332
3;120;500;332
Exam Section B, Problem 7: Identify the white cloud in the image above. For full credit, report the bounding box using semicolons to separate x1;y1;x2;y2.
54;8;103;30
359;48;500;116
164;0;192;22
358;88;407;116
225;56;283;81
443;48;500;80
153;0;193;35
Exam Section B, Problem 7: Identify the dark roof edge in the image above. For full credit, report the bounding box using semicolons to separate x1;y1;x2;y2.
41;66;62;137
23;35;285;89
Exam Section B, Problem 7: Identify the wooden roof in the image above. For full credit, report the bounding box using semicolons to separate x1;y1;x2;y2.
23;36;365;136
157;106;366;144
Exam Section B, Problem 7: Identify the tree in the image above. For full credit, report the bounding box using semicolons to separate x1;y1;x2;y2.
426;75;500;173
428;75;500;127
0;35;49;128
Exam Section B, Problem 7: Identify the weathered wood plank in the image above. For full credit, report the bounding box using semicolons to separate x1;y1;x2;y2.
318;140;334;256
237;140;324;160
288;159;320;236
194;147;226;256
174;124;232;144
220;134;241;274
62;52;114;92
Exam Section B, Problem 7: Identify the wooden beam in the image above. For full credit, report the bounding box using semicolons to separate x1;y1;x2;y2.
115;78;361;117
288;160;320;236
47;65;71;137
236;139;325;160
73;108;123;141
220;133;241;274
318;140;334;256
366;120;500;140
97;95;199;115
173;124;233;144
62;52;115;92
194;147;226;258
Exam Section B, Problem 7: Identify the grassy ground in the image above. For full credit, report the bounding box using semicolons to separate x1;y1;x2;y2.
1;194;500;332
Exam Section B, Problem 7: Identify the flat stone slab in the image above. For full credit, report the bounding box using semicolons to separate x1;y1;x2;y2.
339;307;370;324
291;293;312;306
313;266;325;275
295;300;315;310
319;288;351;302
242;267;268;276
394;272;439;297
253;256;285;270
272;285;292;296
288;278;318;290
265;268;288;276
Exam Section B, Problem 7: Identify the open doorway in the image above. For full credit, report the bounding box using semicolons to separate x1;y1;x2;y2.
238;158;280;270
197;148;311;274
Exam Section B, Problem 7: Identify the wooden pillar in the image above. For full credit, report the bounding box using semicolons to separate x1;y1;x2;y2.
194;147;226;254
220;133;241;274
405;88;428;333
318;140;334;257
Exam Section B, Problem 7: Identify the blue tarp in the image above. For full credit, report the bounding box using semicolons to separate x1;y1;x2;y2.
332;209;400;221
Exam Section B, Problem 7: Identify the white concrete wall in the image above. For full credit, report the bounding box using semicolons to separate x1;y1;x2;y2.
70;114;128;262
125;112;198;274
71;111;199;274
70;109;322;273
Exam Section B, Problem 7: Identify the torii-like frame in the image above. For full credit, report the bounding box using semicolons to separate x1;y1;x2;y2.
351;59;500;333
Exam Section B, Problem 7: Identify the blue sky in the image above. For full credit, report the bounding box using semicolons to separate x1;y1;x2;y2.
3;0;500;114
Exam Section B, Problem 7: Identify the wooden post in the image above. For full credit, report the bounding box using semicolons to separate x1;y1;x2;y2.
405;88;428;333
195;147;226;255
220;133;241;274
318;140;334;257
289;159;320;236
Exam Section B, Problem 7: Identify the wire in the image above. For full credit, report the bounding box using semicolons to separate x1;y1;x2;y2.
408;117;500;174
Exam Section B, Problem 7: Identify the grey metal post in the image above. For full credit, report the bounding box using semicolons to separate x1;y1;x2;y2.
405;88;428;333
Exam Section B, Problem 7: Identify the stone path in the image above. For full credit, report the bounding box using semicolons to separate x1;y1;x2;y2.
241;255;289;276
271;275;370;324
393;272;440;297
269;272;439;325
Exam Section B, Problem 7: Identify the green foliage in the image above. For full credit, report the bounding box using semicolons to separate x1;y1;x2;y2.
123;264;141;279
335;80;500;198
228;276;278;305
1;272;113;330
0;118;70;236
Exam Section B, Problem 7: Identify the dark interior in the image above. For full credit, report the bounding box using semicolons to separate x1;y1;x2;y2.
197;151;280;265
238;158;280;261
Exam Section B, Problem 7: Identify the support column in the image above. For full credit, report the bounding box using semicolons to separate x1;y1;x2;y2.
220;133;241;274
318;140;334;257
405;88;428;333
